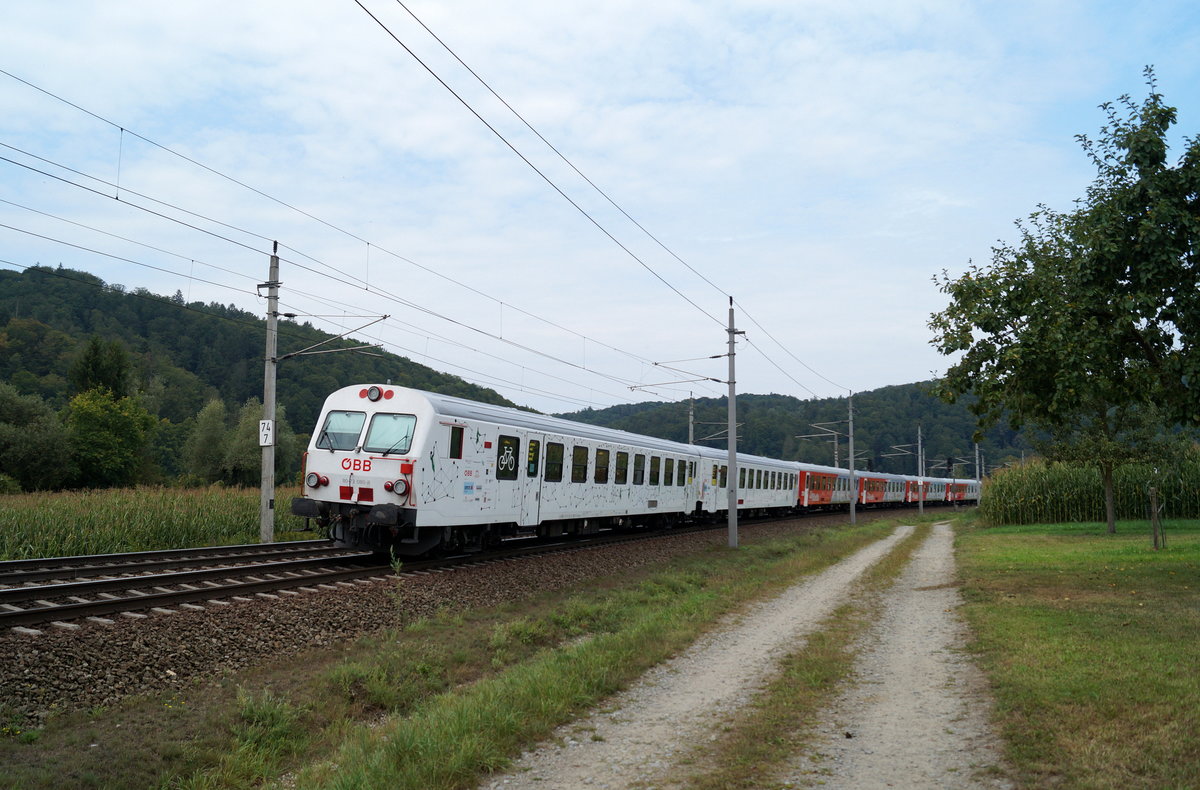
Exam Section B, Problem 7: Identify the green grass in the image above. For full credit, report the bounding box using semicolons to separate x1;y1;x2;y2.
957;518;1200;789
284;521;908;790
0;486;313;559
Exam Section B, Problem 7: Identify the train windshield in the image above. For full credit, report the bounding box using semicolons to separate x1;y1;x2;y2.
315;410;366;451
363;413;418;455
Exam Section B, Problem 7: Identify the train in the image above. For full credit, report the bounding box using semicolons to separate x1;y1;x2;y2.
290;384;981;555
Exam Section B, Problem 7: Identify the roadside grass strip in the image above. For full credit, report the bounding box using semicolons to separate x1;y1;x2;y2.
956;519;1200;789
675;522;933;790
258;520;907;790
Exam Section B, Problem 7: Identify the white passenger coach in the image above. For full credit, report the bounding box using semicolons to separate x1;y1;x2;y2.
291;384;978;555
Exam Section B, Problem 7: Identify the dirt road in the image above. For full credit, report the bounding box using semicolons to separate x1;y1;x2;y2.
482;521;1010;790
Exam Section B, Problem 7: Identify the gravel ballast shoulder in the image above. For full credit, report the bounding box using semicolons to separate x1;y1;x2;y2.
0;520;821;726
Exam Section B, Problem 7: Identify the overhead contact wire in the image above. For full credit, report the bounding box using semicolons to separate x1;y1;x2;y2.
351;0;723;329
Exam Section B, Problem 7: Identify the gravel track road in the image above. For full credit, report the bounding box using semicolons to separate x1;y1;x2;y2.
780;520;1011;789
482;521;1010;790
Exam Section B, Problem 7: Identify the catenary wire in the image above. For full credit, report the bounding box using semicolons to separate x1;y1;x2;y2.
384;1;846;396
0;258;622;410
0;145;712;402
1;70;687;377
350;0;724;329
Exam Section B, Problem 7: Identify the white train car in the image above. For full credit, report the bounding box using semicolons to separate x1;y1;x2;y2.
292;385;801;555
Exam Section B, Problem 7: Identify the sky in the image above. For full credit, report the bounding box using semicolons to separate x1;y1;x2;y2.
2;1;1199;416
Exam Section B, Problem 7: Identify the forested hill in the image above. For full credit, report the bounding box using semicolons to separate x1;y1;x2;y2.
0;265;516;429
557;387;1030;477
1;265;1025;486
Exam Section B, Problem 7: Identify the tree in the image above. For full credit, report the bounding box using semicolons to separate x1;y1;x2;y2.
929;72;1200;532
220;398;302;486
69;334;132;396
0;382;72;491
184;399;229;483
64;389;156;488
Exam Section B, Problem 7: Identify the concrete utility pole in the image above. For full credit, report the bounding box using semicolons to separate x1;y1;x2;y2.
917;423;925;516
848;392;856;526
259;243;280;544
688;392;695;445
727;297;743;549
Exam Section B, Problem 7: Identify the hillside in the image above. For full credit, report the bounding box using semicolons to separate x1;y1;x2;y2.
558;386;1029;477
0;266;517;430
0;265;1026;483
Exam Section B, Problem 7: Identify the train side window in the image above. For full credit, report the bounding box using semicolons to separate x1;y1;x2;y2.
615;451;629;484
595;448;610;484
757;470;763;489
720;465;728;487
545;442;564;482
677;460;686;486
571;446;589;483
496;435;519;481
449;426;464;459
315;410;365;451
649;456;661;486
527;440;541;477
664;458;674;487
633;454;645;485
739;468;745;488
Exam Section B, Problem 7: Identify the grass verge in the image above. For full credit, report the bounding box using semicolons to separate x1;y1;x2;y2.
279;519;917;790
956;518;1200;789
670;521;934;790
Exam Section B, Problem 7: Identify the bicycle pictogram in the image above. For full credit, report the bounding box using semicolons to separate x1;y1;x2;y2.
498;444;516;473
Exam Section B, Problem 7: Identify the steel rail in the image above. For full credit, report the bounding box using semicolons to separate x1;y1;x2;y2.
0;542;362;585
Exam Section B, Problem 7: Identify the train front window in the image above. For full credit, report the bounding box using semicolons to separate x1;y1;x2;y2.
316;410;365;451
363;413;418;455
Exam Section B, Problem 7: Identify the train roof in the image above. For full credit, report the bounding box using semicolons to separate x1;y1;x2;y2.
334;386;980;483
341;385;795;467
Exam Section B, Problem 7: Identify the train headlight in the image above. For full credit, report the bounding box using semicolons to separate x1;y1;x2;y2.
306;472;321;488
366;385;383;402
383;479;410;497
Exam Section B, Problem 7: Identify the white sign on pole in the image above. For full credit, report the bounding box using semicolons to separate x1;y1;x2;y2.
258;419;275;447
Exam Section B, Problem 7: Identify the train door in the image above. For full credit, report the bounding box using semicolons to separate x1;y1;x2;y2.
520;432;544;526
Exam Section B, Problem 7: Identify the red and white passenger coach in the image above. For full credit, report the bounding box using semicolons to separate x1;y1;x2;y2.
291;385;980;555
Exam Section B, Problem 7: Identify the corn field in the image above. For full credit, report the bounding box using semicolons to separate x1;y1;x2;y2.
0;485;312;560
979;457;1200;525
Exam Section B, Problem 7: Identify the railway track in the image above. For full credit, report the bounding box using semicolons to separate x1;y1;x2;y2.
2;506;947;633
0;528;705;632
0;540;387;631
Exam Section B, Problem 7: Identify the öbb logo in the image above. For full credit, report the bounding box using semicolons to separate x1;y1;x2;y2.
340;458;373;472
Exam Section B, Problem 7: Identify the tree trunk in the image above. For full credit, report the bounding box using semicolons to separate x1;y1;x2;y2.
1103;463;1116;534
1150;486;1165;549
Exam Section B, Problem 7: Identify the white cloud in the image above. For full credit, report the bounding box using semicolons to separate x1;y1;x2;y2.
2;0;1198;415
